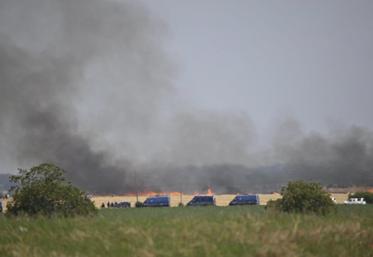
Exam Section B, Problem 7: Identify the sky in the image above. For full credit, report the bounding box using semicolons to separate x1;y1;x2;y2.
144;0;373;137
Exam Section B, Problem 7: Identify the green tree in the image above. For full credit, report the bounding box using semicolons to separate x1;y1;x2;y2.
267;181;335;215
7;163;96;217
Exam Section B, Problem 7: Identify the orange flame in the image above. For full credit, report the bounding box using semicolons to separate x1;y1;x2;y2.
126;191;182;197
207;187;214;195
125;187;214;197
192;187;214;196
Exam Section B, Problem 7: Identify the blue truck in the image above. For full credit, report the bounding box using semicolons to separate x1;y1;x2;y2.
143;196;170;207
229;194;260;206
187;195;216;206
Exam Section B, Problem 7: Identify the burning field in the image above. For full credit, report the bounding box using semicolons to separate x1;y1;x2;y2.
0;0;373;255
1;0;373;196
90;192;348;208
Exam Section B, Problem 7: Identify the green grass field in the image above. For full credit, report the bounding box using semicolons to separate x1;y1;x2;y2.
0;206;372;257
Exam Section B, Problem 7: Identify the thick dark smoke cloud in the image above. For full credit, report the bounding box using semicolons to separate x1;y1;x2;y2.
0;0;372;193
276;125;373;187
0;0;172;193
137;125;373;193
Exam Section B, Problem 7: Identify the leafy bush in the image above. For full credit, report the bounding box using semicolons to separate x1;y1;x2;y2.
267;181;335;214
135;201;144;208
6;163;97;217
349;192;373;204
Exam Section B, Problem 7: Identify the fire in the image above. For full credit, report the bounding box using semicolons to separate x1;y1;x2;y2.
126;191;182;196
126;187;214;196
207;187;214;195
167;192;182;196
192;187;214;195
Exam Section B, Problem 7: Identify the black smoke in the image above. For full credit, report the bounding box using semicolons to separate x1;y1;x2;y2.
0;0;171;193
0;0;372;194
134;124;373;193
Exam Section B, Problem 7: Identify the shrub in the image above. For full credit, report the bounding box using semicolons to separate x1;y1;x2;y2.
267;181;335;214
6;163;97;217
349;192;373;204
135;201;144;208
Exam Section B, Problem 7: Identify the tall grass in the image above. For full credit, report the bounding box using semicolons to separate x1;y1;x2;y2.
0;206;372;257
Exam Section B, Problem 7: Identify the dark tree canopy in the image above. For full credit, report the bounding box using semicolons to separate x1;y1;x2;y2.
7;163;96;216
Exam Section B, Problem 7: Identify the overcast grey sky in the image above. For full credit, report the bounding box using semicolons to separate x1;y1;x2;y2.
144;0;373;134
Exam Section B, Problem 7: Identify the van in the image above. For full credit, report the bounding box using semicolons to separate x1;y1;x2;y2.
143;196;170;207
187;195;215;206
229;195;259;206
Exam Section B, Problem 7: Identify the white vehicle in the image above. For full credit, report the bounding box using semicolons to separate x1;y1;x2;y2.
331;197;337;204
344;198;366;205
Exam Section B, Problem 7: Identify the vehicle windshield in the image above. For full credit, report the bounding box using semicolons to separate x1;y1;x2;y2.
192;196;213;202
234;195;257;201
144;197;168;204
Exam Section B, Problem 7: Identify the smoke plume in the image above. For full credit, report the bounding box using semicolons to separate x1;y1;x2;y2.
135;123;373;193
0;0;172;193
0;0;372;193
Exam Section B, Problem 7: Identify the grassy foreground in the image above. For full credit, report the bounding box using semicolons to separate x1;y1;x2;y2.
0;206;372;257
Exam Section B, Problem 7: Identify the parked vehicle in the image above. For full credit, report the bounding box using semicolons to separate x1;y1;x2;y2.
113;201;131;208
344;198;366;205
187;195;215;206
143;196;170;207
229;194;259;206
